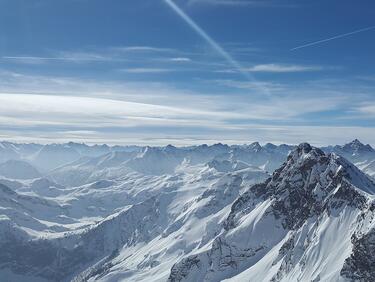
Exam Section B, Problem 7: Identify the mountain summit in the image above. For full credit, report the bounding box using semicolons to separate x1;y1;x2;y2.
325;139;375;180
342;139;375;155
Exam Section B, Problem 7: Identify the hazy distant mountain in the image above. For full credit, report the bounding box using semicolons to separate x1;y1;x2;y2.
324;139;375;161
48;143;292;187
0;142;20;163
0;160;41;180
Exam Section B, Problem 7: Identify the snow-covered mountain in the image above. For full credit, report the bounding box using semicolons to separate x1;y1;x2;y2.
168;143;375;281
0;141;42;163
324;139;375;180
46;142;292;187
0;141;22;162
0;142;141;172
0;141;292;174
0;140;375;281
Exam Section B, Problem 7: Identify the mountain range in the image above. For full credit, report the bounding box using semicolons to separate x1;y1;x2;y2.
0;140;374;281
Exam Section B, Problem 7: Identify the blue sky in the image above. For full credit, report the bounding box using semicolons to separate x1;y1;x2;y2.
0;0;374;146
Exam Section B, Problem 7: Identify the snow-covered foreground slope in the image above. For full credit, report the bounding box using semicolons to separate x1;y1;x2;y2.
1;141;375;281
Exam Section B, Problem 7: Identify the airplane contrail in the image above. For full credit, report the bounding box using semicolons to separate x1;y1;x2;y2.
291;25;375;51
163;0;270;95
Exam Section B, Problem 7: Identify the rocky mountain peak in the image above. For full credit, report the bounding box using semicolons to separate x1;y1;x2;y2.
342;139;374;154
249;141;262;152
282;143;326;176
239;143;374;229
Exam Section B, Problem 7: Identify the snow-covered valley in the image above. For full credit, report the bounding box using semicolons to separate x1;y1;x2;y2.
0;140;374;281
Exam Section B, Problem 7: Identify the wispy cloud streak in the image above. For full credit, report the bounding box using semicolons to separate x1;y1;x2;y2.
244;64;322;73
2;53;110;63
291;25;375;51
163;0;270;95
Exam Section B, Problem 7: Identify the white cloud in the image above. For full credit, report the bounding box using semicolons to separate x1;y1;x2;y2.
112;46;176;53
0;70;373;146
216;64;324;74
2;52;112;64
1;46;178;65
244;64;323;73
169;57;192;62
355;103;375;116
212;79;284;91
0;123;374;147
120;68;174;73
0;83;347;132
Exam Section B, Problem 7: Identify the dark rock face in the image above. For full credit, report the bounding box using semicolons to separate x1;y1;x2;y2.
0;237;91;282
168;255;201;282
341;228;375;281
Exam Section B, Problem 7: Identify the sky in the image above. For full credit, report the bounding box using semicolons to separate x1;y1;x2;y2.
0;0;374;146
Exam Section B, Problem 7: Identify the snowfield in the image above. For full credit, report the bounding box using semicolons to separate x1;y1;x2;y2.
0;140;374;281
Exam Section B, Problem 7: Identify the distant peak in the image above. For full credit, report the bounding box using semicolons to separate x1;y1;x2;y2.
350;139;363;146
164;144;177;152
249;142;262;151
264;143;277;149
211;142;227;148
343;139;374;153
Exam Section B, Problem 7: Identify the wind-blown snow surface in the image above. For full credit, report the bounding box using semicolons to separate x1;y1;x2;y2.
0;141;375;281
